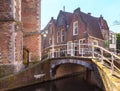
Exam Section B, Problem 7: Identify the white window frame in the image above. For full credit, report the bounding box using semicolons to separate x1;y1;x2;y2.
67;41;72;54
49;38;52;46
73;21;78;35
109;33;115;44
79;39;85;54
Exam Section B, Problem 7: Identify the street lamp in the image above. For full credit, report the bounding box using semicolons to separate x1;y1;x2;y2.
42;30;55;58
41;30;48;59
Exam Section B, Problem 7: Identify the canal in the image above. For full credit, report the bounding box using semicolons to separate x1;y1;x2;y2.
10;75;103;91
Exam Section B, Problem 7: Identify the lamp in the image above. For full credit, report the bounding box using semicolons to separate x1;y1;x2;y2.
41;29;55;58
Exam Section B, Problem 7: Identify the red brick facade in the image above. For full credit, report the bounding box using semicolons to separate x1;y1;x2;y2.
0;0;23;65
0;0;41;67
22;0;41;61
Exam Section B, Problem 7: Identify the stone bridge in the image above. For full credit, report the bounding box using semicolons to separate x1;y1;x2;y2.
0;44;120;91
50;57;92;76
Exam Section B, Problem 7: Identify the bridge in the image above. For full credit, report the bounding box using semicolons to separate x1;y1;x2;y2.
41;43;120;76
0;43;120;91
40;43;120;91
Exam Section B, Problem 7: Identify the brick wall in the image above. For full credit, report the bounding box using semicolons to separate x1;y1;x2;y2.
15;24;23;63
21;0;40;33
0;65;15;78
0;0;21;21
0;60;51;91
24;34;41;61
54;64;86;78
0;58;105;91
0;0;13;20
0;22;23;65
22;0;41;61
0;22;13;64
67;12;86;41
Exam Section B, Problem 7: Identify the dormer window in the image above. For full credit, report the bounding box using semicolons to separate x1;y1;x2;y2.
73;21;78;35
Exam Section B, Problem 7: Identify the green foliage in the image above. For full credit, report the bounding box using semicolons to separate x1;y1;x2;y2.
105;40;109;48
116;33;120;50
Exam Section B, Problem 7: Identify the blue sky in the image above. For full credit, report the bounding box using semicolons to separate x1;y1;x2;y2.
41;0;120;33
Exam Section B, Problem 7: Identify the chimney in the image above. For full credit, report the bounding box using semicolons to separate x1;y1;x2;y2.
63;6;65;11
51;17;54;20
100;15;103;19
88;12;91;16
74;8;81;13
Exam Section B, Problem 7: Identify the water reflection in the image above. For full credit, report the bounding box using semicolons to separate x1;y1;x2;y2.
11;76;103;91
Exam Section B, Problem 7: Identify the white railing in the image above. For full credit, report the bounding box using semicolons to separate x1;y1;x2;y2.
108;48;120;56
93;45;120;76
41;43;120;76
41;43;92;59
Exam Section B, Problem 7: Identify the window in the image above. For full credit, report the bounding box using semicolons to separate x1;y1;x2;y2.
57;31;60;43
109;33;115;44
79;39;85;54
67;41;73;54
73;21;78;35
49;38;52;46
61;30;65;42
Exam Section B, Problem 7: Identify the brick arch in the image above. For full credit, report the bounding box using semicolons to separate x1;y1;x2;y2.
50;58;93;76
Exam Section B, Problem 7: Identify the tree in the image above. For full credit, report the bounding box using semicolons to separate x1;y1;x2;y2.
113;20;120;25
116;33;120;50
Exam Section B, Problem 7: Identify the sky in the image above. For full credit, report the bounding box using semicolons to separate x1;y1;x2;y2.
41;0;120;33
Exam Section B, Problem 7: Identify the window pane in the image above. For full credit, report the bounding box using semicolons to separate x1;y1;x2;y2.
73;21;78;35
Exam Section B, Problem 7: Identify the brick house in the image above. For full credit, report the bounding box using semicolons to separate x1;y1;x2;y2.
0;0;41;72
41;8;115;57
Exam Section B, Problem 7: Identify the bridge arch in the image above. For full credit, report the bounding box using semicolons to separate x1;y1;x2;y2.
50;58;93;77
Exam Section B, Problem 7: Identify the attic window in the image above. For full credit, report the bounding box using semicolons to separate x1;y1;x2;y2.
73;21;78;35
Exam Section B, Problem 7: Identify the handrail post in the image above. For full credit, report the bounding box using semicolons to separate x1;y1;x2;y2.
101;49;104;64
92;43;95;58
111;53;114;75
79;42;80;55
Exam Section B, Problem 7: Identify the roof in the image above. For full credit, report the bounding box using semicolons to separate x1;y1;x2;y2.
43;8;109;40
56;10;73;27
79;11;104;39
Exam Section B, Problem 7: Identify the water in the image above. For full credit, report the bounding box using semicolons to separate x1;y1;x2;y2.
11;76;103;91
